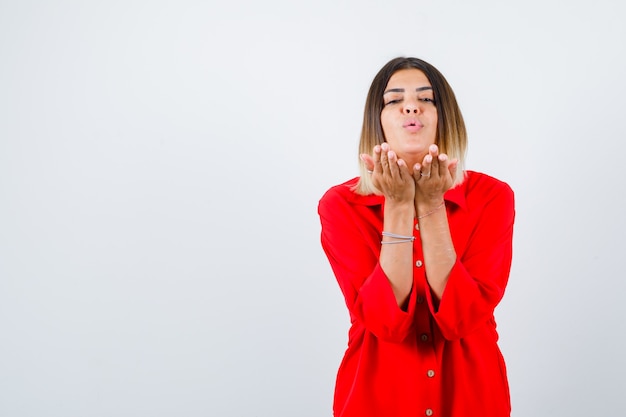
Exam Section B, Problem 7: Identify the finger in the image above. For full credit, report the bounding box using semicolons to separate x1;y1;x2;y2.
448;158;459;182
410;163;419;183
437;153;449;178
419;153;433;179
387;150;401;178
360;154;375;173
373;145;382;173
397;159;410;175
397;159;413;184
428;145;440;178
380;143;390;173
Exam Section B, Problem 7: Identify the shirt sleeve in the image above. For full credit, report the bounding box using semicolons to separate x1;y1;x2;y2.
425;181;515;341
318;191;417;343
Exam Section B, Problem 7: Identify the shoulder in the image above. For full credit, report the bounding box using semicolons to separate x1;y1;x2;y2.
319;177;383;211
462;170;514;198
319;177;359;204
460;171;515;216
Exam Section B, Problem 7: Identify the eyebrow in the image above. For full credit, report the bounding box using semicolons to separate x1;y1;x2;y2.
383;86;433;94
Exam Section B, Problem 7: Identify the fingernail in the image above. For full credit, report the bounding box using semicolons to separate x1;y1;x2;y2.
439;154;447;161
425;155;432;162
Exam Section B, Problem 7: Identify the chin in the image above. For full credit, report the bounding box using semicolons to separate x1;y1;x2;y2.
402;145;429;156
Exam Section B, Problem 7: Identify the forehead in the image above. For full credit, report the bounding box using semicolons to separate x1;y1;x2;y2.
385;68;431;89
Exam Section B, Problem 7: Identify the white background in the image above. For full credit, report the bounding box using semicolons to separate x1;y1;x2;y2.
1;1;625;416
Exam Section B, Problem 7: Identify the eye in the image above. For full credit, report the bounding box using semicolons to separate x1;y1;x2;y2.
384;99;401;106
419;97;436;104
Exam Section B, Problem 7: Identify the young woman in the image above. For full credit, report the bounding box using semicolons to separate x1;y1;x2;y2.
319;57;515;417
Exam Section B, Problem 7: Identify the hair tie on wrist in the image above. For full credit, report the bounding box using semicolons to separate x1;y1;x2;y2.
417;201;445;219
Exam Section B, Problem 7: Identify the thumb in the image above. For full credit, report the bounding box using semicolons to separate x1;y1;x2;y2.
360;154;375;171
448;158;459;181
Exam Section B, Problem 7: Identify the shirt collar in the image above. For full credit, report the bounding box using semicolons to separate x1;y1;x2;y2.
443;182;467;211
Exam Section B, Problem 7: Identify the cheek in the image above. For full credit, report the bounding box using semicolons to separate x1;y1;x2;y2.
427;108;438;122
380;112;392;136
428;113;438;131
380;109;394;129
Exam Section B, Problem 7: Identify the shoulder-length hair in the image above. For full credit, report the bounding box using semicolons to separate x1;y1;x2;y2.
355;57;467;195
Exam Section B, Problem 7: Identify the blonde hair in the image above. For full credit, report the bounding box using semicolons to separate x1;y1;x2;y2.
355;57;467;195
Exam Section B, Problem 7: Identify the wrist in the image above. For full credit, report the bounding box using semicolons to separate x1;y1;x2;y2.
385;199;415;213
383;201;415;233
415;194;444;210
416;200;445;219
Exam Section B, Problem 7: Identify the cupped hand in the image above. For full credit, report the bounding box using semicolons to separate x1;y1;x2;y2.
360;143;415;203
412;144;458;204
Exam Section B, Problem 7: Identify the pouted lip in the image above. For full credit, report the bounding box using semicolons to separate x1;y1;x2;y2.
403;118;423;129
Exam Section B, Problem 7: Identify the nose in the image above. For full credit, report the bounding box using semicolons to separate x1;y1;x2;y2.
403;100;420;114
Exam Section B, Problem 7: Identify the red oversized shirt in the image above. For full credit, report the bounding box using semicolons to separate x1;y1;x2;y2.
318;171;515;417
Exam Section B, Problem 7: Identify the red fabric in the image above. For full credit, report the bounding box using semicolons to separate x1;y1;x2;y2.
318;171;515;417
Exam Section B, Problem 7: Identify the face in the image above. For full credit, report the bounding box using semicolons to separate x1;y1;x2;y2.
380;68;437;165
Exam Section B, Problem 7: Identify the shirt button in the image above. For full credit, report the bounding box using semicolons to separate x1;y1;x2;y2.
415;260;423;267
425;409;434;416
427;370;435;378
417;296;425;304
420;333;429;342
